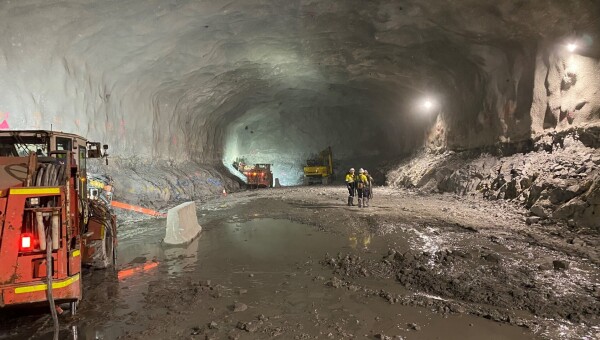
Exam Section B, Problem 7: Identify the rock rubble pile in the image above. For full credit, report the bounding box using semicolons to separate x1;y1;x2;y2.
387;127;600;229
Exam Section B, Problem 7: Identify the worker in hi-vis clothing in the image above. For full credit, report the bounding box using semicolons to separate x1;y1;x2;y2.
363;169;373;207
357;168;368;208
345;168;356;206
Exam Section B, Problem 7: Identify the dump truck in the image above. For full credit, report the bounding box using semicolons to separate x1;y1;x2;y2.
0;130;116;313
243;164;273;188
303;146;334;185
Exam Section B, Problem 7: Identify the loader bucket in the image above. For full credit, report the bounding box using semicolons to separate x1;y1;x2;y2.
163;201;202;245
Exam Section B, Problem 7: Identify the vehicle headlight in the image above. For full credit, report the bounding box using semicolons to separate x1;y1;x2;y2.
29;197;39;205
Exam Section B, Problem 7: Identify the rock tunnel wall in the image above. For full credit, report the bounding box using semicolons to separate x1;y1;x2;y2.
531;43;600;134
389;42;600;229
0;1;599;207
422;43;600;152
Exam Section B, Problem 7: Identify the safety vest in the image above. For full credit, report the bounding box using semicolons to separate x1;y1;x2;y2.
345;173;355;183
358;174;368;188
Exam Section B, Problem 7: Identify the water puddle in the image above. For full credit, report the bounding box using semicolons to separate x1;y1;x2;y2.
1;218;537;339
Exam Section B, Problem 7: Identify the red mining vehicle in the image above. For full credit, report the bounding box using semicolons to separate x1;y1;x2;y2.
0;130;116;313
243;164;273;188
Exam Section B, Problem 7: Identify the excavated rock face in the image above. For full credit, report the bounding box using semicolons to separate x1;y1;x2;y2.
0;1;599;188
387;129;600;228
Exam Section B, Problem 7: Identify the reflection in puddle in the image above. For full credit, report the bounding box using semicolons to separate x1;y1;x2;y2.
117;261;159;280
68;224;203;339
1;218;536;340
348;232;372;250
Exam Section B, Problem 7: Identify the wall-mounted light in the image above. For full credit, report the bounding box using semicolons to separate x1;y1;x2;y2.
421;98;436;111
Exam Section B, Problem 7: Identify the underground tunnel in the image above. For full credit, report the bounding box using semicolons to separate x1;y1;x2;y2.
0;1;599;339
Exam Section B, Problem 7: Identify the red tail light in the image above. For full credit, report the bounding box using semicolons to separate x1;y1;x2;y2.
21;233;33;251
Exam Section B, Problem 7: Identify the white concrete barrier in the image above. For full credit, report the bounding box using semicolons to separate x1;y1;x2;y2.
164;201;202;245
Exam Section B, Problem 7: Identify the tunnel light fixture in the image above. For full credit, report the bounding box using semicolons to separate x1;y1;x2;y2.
421;98;436;111
566;43;577;53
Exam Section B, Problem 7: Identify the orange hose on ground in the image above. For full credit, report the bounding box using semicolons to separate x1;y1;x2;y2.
111;201;166;217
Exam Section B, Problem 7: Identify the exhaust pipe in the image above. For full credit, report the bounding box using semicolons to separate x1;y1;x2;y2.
51;211;59;250
36;212;46;251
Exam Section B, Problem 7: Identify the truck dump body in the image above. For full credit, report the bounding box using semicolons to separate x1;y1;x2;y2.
243;164;273;188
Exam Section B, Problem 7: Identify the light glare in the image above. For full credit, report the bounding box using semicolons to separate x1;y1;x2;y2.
21;235;31;249
567;43;577;52
566;56;578;73
422;99;434;110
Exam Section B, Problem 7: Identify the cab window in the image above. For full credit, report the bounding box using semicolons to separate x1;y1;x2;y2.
56;138;72;151
55;137;72;160
0;137;48;157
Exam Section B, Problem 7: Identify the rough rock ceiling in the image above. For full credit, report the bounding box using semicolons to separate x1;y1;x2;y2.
0;0;598;183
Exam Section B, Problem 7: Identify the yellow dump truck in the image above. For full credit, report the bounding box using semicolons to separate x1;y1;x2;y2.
303;146;334;185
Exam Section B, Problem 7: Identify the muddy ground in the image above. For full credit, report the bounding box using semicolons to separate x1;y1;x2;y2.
1;186;599;339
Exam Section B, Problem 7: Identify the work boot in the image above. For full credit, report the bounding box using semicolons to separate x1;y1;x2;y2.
347;196;352;206
358;198;362;208
364;198;369;207
350;197;355;206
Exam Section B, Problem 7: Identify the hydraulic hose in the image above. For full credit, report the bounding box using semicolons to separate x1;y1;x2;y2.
36;212;46;251
46;232;59;340
51;211;59;250
34;163;66;187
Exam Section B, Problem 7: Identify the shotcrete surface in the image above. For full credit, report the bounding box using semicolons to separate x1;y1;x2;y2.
1;1;598;187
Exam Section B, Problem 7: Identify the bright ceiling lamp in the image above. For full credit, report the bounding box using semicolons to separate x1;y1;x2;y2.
421;98;435;111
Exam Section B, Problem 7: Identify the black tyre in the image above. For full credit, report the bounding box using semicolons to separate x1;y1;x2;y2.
105;234;115;268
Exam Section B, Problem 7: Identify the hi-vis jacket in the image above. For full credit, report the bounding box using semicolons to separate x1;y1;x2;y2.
358;174;368;184
357;174;368;188
345;173;355;183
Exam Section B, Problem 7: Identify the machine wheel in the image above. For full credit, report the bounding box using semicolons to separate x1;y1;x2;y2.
105;233;115;269
112;236;118;268
87;225;115;269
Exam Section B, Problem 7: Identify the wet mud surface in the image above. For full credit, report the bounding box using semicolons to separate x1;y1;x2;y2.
1;186;598;339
